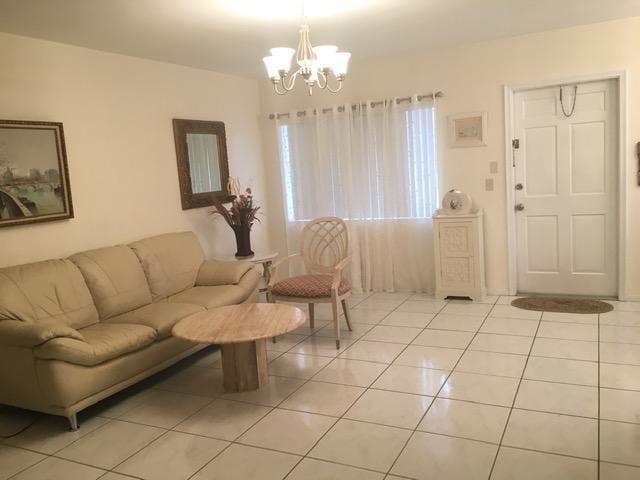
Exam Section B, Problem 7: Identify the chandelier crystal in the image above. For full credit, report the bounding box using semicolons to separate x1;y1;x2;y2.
263;22;351;96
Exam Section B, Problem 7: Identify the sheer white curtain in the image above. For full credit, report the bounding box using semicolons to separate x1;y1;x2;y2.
275;96;439;293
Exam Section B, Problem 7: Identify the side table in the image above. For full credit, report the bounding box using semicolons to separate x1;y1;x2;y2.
215;252;278;293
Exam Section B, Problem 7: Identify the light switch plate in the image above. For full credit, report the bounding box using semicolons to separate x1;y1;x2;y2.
489;161;498;174
485;178;494;191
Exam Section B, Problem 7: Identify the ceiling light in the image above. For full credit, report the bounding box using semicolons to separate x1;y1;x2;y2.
263;22;351;96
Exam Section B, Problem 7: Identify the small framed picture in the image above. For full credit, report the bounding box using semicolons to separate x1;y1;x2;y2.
448;112;487;148
0;120;74;228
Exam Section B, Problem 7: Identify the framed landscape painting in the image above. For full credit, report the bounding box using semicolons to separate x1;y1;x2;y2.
0;120;74;228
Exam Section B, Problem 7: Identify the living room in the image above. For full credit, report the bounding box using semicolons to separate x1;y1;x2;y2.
1;1;639;479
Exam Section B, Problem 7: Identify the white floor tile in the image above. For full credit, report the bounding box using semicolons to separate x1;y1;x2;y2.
491;447;597;480
599;462;640;479
56;420;165;470
412;329;474;349
396;301;444;314
361;325;422;344
503;409;597;459
455;350;527;378
221;376;305;407
439;372;519;407
280;381;365;416
309;419;411;472
541;312;598;324
286;458;384;480
393;345;463;370
441;302;493;316
0;445;45;480
514;380;598;417
537;322;598;342
524;356;598;386
192;444;300;480
600;310;640;326
600;363;640;391
339;340;406;363
238;408;336;455
372;365;448;396
426;314;484;332
266;334;310;353
345;389;433;429
600;325;640;344
600;388;640;423
469;333;533;355
600;420;640;466
480;317;539;336
312;358;388;387
391;431;497;480
288;336;353;357
418;398;509;443
11;457;104;480
531;337;598;361
490;305;542;320
174;399;271;441
118;390;211;429
380;311;434;328
600;342;640;365
269;353;332;379
115;431;227;480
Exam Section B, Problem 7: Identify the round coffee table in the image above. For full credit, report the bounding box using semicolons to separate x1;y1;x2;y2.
172;303;306;392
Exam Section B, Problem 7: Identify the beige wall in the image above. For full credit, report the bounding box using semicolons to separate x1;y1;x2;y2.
0;33;269;267
260;17;640;299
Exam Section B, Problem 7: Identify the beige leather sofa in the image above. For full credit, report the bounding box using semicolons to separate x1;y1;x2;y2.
0;231;260;429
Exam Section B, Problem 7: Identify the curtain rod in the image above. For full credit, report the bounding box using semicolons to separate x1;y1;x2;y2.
268;91;444;120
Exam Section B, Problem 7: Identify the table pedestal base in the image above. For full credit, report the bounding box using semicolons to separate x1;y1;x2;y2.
221;339;269;392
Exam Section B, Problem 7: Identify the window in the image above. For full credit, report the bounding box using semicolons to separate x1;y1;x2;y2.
276;103;439;222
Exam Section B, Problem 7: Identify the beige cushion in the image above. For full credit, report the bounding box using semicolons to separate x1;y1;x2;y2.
106;302;204;339
34;323;156;366
168;285;247;309
0;259;98;329
70;246;152;320
196;260;256;286
130;232;205;300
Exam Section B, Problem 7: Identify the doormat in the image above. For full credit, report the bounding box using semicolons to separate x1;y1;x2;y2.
511;297;613;314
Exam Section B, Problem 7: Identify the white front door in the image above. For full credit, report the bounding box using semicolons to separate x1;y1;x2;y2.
513;79;618;296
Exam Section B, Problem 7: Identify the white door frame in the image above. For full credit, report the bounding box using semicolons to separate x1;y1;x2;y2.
503;71;628;299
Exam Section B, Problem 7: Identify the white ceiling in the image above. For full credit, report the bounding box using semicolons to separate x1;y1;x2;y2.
0;0;639;78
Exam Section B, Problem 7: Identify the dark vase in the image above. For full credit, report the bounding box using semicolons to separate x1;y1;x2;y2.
231;224;254;258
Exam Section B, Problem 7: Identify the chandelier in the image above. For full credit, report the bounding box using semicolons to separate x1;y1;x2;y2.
262;22;351;96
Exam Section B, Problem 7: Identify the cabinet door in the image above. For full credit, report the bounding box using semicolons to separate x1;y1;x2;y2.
440;256;476;289
439;222;474;256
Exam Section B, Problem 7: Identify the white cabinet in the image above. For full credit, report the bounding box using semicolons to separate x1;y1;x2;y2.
433;209;486;301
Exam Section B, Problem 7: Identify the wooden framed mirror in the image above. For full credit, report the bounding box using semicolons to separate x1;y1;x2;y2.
173;119;233;209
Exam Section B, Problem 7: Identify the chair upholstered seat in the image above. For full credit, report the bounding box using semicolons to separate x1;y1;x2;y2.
272;274;350;298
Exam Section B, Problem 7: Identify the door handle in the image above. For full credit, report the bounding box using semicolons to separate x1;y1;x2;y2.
515;203;525;211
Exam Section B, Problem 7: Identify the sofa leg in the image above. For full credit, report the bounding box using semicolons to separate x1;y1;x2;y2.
68;414;79;431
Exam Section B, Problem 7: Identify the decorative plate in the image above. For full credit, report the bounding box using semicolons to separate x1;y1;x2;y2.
442;189;473;214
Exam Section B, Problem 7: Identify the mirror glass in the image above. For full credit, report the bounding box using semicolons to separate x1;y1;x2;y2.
186;133;222;193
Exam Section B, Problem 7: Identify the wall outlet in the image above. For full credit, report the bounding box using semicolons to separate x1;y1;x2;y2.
485;178;494;191
489;161;498;174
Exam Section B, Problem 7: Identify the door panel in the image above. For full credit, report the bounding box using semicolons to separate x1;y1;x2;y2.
513;80;617;296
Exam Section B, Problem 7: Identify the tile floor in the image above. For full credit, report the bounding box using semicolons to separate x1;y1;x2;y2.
1;293;640;479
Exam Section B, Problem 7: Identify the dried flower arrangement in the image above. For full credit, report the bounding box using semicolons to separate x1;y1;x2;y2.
210;177;260;257
210;177;261;229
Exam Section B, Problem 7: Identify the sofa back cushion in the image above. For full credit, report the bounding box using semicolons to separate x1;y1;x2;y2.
0;259;98;329
70;246;153;319
129;231;205;300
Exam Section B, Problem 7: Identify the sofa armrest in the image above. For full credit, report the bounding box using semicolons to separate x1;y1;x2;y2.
196;260;256;286
0;320;84;348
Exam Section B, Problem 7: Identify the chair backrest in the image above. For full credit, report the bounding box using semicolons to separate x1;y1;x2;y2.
300;217;350;275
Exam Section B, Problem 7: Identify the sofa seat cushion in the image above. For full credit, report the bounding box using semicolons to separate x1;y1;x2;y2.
106;302;204;339
168;285;247;309
34;323;157;367
272;274;350;298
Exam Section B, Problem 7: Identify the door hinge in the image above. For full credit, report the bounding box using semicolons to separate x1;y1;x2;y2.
512;139;520;149
511;139;519;167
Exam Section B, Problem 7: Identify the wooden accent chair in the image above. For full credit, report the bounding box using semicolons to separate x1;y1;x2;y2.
267;217;352;348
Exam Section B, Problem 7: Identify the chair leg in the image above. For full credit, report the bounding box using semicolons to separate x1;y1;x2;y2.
308;303;315;330
332;296;340;349
68;413;79;431
269;295;277;343
341;299;352;332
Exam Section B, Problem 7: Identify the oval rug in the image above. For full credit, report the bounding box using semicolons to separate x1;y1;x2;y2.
511;297;613;314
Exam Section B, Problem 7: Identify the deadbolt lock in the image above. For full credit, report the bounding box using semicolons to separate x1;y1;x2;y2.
515;203;525;211
515;183;523;190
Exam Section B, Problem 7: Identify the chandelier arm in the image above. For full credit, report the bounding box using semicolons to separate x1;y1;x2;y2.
324;75;344;94
281;70;300;91
315;69;327;89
